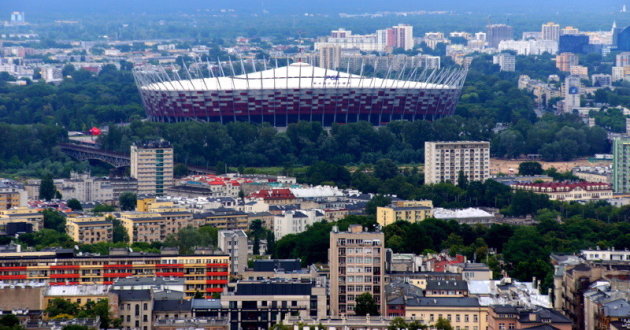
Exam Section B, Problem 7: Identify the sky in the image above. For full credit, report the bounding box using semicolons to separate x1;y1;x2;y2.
0;0;627;17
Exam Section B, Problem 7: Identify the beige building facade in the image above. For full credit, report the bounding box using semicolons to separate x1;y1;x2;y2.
131;140;174;196
424;141;490;185
329;224;386;316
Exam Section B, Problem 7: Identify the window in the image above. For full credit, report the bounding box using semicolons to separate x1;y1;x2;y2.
473;315;478;322
143;303;148;310
143;315;148;322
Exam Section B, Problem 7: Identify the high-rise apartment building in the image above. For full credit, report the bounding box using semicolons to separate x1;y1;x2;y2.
563;75;582;113
556;52;579;72
424;141;490;185
613;137;630;193
319;45;341;69
486;24;514;48
329;224;385;316
542;22;561;41
131;140;174;196
217;229;248;275
493;53;516;72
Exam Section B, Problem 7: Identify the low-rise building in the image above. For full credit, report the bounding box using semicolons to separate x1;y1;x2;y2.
248;189;297;206
193;209;248;230
403;297;488;330
425;280;469;297
511;182;613;201
219;280;327;328
66;216;113;244
488;305;572;330
376;200;433;226
0;207;43;233
273;209;325;239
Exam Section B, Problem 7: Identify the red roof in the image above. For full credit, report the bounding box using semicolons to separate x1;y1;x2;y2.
249;188;296;200
513;181;611;192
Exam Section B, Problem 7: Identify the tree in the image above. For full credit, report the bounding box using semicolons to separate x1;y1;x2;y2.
366;195;392;216
43;209;67;233
112;218;129;243
354;292;379;316
118;192;137;211
92;204;115;213
173;163;189;177
374;159;398;180
434;317;453;330
46;298;80;318
67;198;83;211
39;174;57;201
62;326;88;330
253;237;260;255
457;170;468;188
266;231;275;255
518;161;544;175
0;314;20;328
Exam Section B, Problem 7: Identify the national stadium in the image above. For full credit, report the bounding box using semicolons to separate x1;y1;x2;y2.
133;61;468;126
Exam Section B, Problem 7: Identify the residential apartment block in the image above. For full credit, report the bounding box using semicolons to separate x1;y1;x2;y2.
217;230;248;275
66;216;113;244
131;140;174;196
0;248;229;298
424;141;490;184
329;224;386;316
376;200;433;226
511;182;613;201
613;137;630;193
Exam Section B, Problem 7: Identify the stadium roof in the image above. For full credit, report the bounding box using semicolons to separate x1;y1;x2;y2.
137;62;464;91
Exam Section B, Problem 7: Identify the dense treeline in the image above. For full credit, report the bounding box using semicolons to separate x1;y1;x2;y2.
0;123;85;177
0;64;142;130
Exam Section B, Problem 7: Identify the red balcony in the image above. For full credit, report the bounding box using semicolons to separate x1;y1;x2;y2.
205;288;224;293
50;273;80;279
206;263;229;268
0;275;26;280
206;271;229;276
205;280;228;285
156;272;184;277
104;272;133;278
0;267;27;271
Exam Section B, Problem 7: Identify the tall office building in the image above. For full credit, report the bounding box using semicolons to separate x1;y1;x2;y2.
555;52;579;72
618;26;630;51
486;24;514;48
424;141;490;184
130;140;174;196
9;12;25;24
542;22;561;41
559;34;590;54
319;45;341;69
563;75;582;113
329;224;385;316
613;138;630;193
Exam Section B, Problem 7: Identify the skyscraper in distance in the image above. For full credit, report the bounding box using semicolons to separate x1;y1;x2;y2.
486;24;514;48
542;22;560;41
613;137;630;193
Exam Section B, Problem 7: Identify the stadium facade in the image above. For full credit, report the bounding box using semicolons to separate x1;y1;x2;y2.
133;61;467;127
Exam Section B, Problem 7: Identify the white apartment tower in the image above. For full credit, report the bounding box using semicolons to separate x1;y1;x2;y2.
130;140;174;196
424;141;491;184
319;45;341;69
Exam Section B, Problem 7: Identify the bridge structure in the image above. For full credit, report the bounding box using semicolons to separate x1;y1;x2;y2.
59;143;214;175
